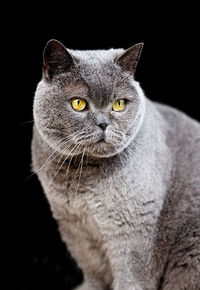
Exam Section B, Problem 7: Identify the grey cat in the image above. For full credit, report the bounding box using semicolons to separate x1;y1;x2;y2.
32;39;200;290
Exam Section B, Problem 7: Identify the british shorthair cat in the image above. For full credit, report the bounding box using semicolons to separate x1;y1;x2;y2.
32;39;200;290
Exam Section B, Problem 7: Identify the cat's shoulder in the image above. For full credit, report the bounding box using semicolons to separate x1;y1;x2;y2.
154;102;200;175
154;102;200;138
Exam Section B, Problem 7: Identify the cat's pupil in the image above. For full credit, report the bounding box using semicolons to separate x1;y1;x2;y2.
78;100;80;105
118;101;121;106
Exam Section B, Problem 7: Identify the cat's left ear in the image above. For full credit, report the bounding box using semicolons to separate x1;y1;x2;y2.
43;39;73;81
116;43;144;75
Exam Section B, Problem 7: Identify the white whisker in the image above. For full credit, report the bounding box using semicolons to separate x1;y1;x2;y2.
28;131;87;180
86;149;89;166
112;141;126;167
126;146;137;159
65;154;74;179
49;139;85;185
32;137;72;176
75;145;87;195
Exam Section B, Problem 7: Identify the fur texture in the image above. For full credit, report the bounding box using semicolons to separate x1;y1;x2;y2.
32;40;200;290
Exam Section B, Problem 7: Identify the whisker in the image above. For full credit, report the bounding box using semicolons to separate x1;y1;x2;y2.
112;141;126;167
120;150;129;166
49;140;84;185
67;141;86;191
17;120;34;127
54;145;71;172
31;131;87;177
86;149;89;166
65;154;74;178
45;135;71;153
45;131;85;153
126;146;137;159
26;148;62;181
49;143;79;185
54;138;78;170
28;136;76;180
75;145;86;195
31;136;71;175
29;129;89;182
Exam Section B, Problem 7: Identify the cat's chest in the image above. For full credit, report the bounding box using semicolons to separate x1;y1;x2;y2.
41;150;166;233
53;180;132;247
51;165;151;235
49;162;133;225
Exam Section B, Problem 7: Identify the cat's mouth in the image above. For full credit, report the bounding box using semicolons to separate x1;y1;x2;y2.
96;132;111;144
96;138;105;144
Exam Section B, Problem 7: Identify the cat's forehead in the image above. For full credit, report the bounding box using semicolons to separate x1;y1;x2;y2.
68;48;126;107
70;48;125;80
69;48;125;63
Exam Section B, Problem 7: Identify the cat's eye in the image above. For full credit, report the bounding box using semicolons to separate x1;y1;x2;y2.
71;98;87;111
112;99;126;112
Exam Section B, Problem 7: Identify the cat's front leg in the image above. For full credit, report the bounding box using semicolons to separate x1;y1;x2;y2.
113;282;143;290
110;255;145;290
106;238;153;290
160;240;200;290
112;277;143;290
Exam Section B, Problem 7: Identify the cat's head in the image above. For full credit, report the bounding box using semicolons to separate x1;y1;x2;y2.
33;39;145;158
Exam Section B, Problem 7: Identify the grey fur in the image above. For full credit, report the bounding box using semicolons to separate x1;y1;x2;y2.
32;40;200;290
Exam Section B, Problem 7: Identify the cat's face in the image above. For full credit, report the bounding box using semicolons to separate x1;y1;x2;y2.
34;40;145;158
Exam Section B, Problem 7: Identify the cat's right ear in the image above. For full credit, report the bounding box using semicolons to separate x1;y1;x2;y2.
43;39;73;81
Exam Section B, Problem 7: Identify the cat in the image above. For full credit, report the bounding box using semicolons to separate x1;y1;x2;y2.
31;39;200;290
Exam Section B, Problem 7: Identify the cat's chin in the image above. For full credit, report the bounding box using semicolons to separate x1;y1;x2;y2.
86;143;124;158
89;151;118;158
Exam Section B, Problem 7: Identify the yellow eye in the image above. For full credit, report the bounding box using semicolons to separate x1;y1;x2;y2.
71;98;87;111
112;99;126;112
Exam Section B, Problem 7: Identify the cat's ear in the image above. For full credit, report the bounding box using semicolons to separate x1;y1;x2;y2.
116;43;144;75
43;39;73;81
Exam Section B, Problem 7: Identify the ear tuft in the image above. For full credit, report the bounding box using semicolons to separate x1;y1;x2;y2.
43;39;73;81
117;43;144;75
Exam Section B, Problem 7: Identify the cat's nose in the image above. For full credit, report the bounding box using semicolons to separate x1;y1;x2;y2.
98;122;109;131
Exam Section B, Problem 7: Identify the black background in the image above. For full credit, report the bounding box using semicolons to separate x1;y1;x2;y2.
7;5;200;290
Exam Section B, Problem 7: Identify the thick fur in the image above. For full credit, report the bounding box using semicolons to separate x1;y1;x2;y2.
32;42;200;290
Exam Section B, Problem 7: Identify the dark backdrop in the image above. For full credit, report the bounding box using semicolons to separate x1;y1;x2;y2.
8;5;200;290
